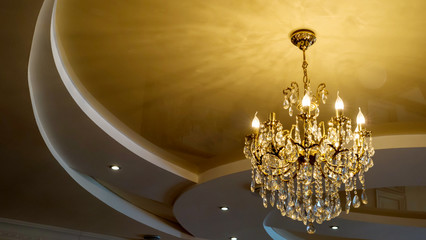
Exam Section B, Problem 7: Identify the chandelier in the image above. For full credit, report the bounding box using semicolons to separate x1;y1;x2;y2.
243;29;375;234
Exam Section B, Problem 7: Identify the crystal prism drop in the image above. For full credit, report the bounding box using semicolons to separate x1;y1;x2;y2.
353;194;361;208
289;106;293;116
255;171;262;184
270;192;276;207
306;223;316;234
361;191;368;204
250;179;255;192
263;195;268;208
321;92;327;104
283;98;290;109
314;107;319;117
290;93;296;103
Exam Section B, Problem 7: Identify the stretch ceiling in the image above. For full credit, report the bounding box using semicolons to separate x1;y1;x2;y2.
55;0;426;172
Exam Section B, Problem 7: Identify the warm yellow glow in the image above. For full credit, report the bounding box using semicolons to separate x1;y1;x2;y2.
302;93;311;107
335;91;344;110
357;108;366;125
251;112;260;129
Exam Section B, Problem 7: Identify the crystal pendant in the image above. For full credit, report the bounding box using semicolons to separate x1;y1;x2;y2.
270;192;276;207
281;208;286;216
289;106;293;116
314;107;320;118
306;222;316;234
283;98;290;109
255;171;262;184
353;194;361;208
361;191;368;204
290;93;296;103
263;195;268;208
321;92;327;104
250;179;255;192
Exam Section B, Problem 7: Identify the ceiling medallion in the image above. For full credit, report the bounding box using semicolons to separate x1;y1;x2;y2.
244;29;375;234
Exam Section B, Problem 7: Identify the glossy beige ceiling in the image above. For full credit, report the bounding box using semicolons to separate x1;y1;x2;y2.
55;0;426;172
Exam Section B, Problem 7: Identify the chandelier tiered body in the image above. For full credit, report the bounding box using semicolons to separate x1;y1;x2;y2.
243;30;375;234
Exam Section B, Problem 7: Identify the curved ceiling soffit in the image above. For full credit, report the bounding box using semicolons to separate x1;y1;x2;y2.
50;0;197;182
174;148;426;239
264;210;426;239
29;0;199;239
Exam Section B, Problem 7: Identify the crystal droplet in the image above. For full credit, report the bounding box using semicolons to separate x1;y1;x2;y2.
255;171;262;184
361;191;368;204
263;195;268;208
314;107;320;118
290;93;296;103
353;194;361;208
289;106;293;116
306;222;316;234
270;192;276;207
321;91;327;104
283;98;290;109
250;179;255;192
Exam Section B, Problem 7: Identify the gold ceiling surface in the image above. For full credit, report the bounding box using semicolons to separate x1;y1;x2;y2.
55;0;426;172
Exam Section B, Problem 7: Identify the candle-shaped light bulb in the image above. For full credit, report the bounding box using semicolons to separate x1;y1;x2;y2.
357;107;366;125
335;91;344;117
302;93;311;108
335;91;344;110
252;112;260;129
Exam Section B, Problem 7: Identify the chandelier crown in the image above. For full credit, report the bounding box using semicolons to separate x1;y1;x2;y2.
244;29;374;234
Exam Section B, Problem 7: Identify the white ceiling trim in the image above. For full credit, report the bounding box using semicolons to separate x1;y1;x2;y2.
0;217;126;240
28;0;198;238
49;0;198;183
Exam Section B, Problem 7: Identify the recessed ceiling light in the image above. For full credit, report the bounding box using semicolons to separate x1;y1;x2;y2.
109;165;121;171
330;226;339;230
229;237;237;240
220;206;229;211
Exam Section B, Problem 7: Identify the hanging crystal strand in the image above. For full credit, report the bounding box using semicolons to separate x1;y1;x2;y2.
352;180;361;208
295;118;301;143
287;178;296;219
288;178;295;207
295;178;302;220
358;171;368;205
270;190;276;207
332;183;341;218
345;190;351;214
255;168;262;184
250;169;256;192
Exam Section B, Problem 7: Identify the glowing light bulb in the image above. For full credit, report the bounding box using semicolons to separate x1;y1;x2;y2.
357;107;365;125
302;93;311;107
335;91;344;110
252;112;260;129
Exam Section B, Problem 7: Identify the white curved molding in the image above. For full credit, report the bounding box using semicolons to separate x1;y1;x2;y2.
28;0;198;239
199;134;426;183
0;217;126;240
338;212;426;228
373;134;426;150
49;0;197;183
263;226;303;240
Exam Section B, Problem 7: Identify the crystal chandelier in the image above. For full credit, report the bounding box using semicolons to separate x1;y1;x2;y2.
243;29;375;234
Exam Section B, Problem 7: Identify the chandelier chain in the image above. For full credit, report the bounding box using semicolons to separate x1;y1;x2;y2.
302;49;309;92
